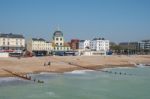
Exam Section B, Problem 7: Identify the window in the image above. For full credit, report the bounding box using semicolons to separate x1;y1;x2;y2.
60;38;62;41
60;43;62;46
56;38;58;40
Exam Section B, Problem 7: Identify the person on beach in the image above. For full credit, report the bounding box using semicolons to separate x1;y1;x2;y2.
48;61;51;66
44;62;46;66
33;79;36;82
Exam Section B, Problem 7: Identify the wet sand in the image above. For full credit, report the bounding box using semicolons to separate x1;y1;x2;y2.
0;55;150;77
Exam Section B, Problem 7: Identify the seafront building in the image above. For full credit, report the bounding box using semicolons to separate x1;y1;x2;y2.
119;42;140;54
26;38;52;56
26;30;71;56
0;30;111;56
79;40;90;50
0;33;25;56
52;30;70;52
70;39;79;50
78;38;110;56
90;38;109;51
139;40;150;54
118;40;150;55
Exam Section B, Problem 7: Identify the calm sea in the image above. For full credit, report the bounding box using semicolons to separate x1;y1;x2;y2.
0;66;150;99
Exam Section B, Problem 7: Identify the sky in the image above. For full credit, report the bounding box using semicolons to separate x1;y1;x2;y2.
0;0;150;43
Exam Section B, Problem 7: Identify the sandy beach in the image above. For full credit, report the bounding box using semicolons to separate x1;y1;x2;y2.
0;55;150;77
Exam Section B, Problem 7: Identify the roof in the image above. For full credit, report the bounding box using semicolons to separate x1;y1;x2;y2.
71;39;79;41
93;38;105;40
0;33;24;38
119;42;138;44
53;31;63;37
64;43;70;47
32;38;45;41
141;40;150;42
79;40;85;42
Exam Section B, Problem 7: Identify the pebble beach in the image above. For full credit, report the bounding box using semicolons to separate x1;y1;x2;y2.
0;55;150;77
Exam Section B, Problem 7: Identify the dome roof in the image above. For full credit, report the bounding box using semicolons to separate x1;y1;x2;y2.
53;31;63;37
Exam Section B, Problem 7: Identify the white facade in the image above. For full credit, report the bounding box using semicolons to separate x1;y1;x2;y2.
0;33;25;53
79;40;90;50
27;38;53;53
0;38;25;48
90;39;109;51
78;38;110;56
140;40;150;50
54;36;64;46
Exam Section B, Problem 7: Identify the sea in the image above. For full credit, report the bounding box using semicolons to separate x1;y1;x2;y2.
0;66;150;99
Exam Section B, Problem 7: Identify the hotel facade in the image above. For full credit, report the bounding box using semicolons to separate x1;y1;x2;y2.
0;33;25;54
27;38;53;55
79;38;110;56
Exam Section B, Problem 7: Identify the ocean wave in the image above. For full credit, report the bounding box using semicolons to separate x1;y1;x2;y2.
135;64;147;68
46;91;59;97
102;67;134;71
39;72;58;75
113;67;134;69
0;77;20;82
65;70;94;74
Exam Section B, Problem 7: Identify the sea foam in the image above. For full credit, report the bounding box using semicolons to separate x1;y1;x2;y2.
65;70;94;74
0;77;20;82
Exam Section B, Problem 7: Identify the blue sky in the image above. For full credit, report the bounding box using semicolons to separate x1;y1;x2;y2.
0;0;150;42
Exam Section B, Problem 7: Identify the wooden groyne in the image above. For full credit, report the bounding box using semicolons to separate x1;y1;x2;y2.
51;57;134;76
68;62;134;76
41;57;135;77
2;68;44;83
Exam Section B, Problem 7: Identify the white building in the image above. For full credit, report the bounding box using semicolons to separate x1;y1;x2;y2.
78;38;109;56
0;33;25;54
139;39;150;54
140;40;150;50
27;38;52;55
79;40;90;50
90;38;109;51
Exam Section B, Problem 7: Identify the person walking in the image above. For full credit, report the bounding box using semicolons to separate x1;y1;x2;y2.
48;61;51;66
